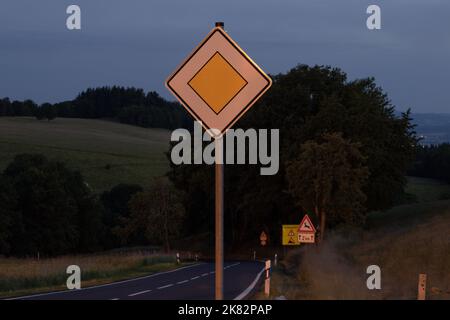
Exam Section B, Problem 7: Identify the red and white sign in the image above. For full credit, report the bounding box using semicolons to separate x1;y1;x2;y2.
298;214;316;244
298;233;315;243
298;214;316;233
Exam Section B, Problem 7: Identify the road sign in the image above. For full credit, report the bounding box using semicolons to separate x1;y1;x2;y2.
282;225;300;246
166;26;272;137
298;214;316;244
298;233;315;243
298;214;316;233
165;22;272;301
260;231;268;246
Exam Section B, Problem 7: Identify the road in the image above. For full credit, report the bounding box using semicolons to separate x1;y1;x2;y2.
10;261;265;300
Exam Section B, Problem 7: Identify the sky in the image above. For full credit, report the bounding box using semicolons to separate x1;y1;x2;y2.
0;0;449;113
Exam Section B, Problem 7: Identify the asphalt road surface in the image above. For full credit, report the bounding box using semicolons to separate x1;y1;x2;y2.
10;261;265;300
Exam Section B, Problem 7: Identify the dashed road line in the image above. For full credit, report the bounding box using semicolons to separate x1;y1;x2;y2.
111;298;120;300
201;273;209;277
191;276;200;280
128;290;151;297
157;284;174;290
177;280;189;284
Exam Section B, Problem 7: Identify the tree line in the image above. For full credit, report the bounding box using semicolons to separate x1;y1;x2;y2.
0;86;191;130
409;144;450;183
0;154;184;257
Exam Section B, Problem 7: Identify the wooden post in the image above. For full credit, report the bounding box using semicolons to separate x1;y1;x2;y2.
264;260;271;297
418;274;427;300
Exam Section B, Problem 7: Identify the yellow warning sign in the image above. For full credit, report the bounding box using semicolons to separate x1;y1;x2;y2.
282;225;301;246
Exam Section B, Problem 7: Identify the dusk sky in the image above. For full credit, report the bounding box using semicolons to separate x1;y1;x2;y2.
1;0;449;113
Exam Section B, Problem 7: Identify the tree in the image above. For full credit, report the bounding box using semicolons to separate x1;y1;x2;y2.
0;154;103;256
41;103;56;121
0;178;17;254
286;133;369;242
119;179;184;252
100;183;143;248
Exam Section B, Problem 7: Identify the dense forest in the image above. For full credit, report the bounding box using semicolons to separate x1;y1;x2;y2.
0;86;191;130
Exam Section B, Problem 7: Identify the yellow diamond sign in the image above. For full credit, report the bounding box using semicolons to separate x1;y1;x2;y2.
166;26;272;137
189;52;247;114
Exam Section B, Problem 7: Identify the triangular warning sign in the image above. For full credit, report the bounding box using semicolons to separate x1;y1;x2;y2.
298;214;316;233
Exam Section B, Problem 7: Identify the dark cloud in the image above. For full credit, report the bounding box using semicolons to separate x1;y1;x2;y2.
0;0;449;112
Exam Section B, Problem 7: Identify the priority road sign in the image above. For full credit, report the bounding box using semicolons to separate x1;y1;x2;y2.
282;225;300;246
165;26;272;137
165;22;272;301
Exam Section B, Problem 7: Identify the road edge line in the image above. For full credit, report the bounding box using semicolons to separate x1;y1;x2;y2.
233;266;265;300
6;262;204;300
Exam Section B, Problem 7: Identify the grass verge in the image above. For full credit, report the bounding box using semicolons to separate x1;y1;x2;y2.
0;252;192;299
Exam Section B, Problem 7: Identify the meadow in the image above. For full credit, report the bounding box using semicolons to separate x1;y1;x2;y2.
0;117;171;193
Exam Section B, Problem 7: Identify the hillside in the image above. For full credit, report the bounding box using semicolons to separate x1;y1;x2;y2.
0;117;171;192
269;177;450;300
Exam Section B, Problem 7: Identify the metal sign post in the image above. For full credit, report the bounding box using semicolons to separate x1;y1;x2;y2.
215;135;224;300
165;21;272;300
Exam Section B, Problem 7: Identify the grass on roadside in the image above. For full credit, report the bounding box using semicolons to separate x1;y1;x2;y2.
0;252;191;299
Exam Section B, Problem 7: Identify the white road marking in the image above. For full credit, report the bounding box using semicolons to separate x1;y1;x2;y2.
201;273;209;277
177;280;189;284
111;298;120;300
128;290;151;297
210;271;215;274
225;262;241;269
234;266;265;300
191;276;200;280
7;263;204;300
157;284;174;290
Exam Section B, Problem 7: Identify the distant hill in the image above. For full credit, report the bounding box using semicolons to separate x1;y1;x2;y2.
410;113;450;145
0;117;171;192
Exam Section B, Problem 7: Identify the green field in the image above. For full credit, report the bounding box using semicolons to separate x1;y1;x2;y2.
0;117;171;192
